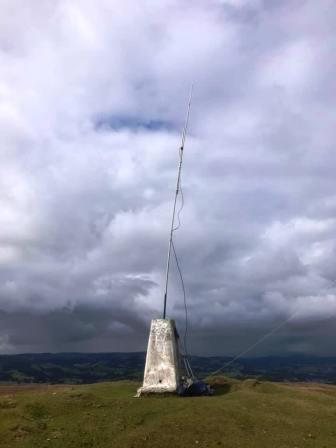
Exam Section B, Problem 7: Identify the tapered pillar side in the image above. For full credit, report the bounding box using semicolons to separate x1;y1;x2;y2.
137;319;181;395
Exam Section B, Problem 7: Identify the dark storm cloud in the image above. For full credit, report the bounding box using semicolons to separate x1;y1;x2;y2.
0;306;149;352
0;0;336;355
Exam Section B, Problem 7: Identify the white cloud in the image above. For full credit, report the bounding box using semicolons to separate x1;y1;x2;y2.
0;0;335;355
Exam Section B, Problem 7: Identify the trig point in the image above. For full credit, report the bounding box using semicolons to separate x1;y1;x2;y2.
137;319;182;395
137;88;210;397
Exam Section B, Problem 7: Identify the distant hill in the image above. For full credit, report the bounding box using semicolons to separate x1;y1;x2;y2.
0;352;336;384
1;378;336;447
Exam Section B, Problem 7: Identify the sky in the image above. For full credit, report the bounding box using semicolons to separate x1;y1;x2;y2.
0;0;336;356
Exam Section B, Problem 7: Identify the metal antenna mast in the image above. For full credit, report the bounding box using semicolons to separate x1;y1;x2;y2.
163;86;193;319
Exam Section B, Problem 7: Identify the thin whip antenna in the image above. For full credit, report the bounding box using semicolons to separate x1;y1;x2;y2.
163;85;193;319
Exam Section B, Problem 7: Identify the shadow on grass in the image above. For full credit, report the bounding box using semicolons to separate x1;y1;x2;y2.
206;375;240;396
212;383;232;396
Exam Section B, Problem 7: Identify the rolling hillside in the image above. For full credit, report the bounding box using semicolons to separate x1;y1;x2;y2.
1;378;336;447
1;353;336;384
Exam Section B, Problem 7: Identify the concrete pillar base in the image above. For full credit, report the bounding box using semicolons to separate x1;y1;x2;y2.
137;319;182;396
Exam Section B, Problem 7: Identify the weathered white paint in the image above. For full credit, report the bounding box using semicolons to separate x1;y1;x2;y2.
137;319;182;395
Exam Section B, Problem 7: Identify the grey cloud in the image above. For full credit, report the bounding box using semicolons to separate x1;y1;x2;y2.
0;0;336;355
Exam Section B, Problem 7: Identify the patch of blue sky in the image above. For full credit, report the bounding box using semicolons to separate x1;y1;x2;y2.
95;115;175;132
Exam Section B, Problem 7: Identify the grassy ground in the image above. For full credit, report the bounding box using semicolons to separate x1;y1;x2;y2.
0;378;336;448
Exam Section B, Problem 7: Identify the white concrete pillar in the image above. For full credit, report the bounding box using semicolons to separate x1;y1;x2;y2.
137;319;182;395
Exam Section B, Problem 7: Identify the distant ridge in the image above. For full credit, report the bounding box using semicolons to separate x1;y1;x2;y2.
0;352;335;384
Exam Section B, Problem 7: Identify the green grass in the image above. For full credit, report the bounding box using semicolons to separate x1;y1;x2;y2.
1;378;336;447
